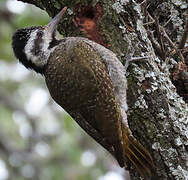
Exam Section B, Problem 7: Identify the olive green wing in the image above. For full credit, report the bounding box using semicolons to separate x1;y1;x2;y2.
69;41;125;166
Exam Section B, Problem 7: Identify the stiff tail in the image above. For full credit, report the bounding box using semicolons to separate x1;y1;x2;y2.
122;127;154;178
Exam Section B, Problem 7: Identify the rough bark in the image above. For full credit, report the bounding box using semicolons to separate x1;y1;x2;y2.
18;0;188;179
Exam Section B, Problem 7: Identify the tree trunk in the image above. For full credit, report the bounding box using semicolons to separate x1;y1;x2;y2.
19;0;188;179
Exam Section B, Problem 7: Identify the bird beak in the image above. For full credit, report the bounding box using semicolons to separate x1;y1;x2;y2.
46;7;67;35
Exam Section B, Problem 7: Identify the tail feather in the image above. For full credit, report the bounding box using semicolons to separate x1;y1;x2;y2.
125;146;151;177
122;127;154;178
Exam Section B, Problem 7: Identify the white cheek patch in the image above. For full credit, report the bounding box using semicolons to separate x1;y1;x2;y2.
24;30;55;67
42;31;53;51
24;30;38;62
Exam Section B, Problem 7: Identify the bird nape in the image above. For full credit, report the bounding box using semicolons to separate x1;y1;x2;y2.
12;6;154;178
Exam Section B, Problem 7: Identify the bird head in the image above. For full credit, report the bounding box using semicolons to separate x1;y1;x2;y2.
12;7;67;74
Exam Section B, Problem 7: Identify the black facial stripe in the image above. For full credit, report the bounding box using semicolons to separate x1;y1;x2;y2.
31;31;44;56
48;39;62;49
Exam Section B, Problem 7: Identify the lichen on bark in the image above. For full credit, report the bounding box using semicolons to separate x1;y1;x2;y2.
17;0;188;179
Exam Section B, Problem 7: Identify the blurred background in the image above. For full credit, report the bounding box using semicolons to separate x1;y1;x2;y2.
0;0;128;179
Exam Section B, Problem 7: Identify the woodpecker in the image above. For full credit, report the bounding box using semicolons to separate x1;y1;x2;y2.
12;7;154;178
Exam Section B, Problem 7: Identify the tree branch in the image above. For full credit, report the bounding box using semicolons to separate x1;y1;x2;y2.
178;16;188;50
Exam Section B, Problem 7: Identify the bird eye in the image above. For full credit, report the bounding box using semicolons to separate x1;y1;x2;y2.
37;31;43;38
